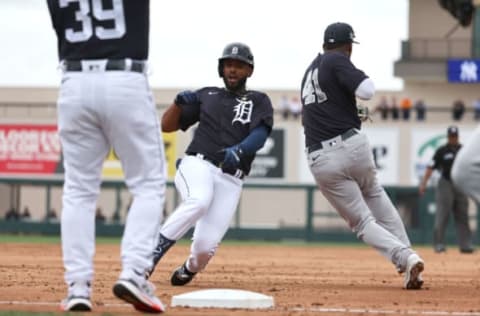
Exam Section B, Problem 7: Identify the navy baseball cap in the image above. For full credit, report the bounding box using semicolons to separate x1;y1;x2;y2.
447;125;459;136
323;22;359;45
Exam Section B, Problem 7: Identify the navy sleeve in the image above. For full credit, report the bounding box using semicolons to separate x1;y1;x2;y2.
178;106;200;131
178;90;201;131
333;55;368;94
238;124;270;155
249;92;274;133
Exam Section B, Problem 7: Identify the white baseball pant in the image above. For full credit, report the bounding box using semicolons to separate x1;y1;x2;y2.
160;155;243;273
58;68;167;285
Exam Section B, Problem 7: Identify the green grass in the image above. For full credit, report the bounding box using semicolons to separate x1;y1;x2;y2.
0;234;119;244
0;233;367;248
7;233;427;249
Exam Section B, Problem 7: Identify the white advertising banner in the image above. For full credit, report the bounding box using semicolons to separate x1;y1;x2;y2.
410;128;474;185
298;127;400;185
363;127;399;185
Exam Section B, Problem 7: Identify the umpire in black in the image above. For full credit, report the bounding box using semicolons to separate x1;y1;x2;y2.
419;126;474;253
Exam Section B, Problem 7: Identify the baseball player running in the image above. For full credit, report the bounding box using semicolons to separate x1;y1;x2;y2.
300;22;425;289
47;0;167;313
147;42;273;286
419;126;473;253
452;124;480;205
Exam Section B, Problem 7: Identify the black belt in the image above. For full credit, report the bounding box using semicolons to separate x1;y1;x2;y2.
63;59;146;73
307;128;358;153
187;152;245;179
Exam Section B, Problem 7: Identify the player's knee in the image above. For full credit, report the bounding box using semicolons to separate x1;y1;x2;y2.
129;179;165;199
64;180;101;199
184;196;211;217
352;215;374;238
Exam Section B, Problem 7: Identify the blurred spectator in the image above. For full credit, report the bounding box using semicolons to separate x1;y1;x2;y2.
414;99;426;121
473;97;480;121
400;96;412;120
111;212;121;222
375;96;389;120
278;95;291;120
95;207;106;223
45;208;57;221
289;96;302;120
452;99;465;121
5;207;19;221
20;206;31;220
390;97;400;120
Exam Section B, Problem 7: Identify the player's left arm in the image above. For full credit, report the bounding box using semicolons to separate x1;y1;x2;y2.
221;93;273;169
221;123;270;170
239;123;270;154
355;78;375;100
335;57;375;121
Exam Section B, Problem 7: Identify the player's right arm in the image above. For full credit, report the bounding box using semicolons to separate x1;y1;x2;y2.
161;90;200;132
161;103;182;132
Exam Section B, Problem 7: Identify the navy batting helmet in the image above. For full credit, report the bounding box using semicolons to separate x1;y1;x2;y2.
218;42;254;77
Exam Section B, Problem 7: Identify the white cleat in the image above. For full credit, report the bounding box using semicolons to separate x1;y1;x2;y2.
60;281;92;311
113;278;165;313
60;296;92;311
404;253;424;290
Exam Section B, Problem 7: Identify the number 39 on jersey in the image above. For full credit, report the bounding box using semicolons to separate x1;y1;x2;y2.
59;0;126;43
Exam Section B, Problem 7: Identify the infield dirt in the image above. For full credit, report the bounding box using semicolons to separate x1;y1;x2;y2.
0;242;479;315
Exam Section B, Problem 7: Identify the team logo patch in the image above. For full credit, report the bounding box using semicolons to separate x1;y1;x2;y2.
232;98;253;124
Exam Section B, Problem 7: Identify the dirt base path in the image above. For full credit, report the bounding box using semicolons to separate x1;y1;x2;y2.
1;242;479;315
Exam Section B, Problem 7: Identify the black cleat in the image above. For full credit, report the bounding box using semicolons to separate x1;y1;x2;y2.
460;248;474;254
170;263;197;286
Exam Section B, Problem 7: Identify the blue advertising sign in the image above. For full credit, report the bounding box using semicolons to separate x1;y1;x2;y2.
447;59;480;83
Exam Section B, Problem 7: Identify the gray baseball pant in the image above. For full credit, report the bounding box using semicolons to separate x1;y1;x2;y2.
307;132;416;272
434;177;471;250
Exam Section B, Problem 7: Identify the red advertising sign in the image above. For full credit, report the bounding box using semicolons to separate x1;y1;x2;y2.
0;124;62;175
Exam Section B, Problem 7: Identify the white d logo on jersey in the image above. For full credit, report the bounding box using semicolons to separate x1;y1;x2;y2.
232;98;253;125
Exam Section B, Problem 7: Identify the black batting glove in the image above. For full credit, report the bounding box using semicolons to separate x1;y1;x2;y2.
219;145;244;172
174;90;199;105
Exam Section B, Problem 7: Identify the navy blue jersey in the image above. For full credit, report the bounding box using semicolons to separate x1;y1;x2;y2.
178;87;274;175
429;143;462;180
47;0;149;60
301;51;367;147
